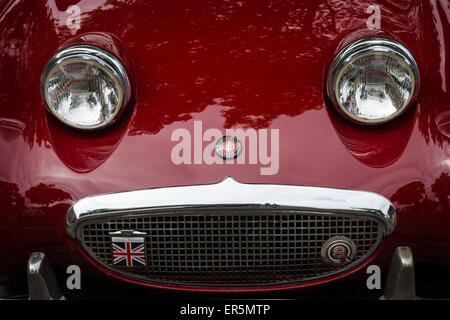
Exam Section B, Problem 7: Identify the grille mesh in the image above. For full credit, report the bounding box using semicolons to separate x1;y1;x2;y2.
79;210;381;285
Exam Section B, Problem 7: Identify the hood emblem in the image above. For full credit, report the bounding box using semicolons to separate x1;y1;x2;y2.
215;136;242;160
321;236;357;265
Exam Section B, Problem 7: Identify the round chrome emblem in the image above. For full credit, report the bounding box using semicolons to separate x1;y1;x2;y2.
215;136;242;159
321;236;357;265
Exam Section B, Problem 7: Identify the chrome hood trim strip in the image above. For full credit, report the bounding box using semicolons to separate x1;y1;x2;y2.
66;177;396;238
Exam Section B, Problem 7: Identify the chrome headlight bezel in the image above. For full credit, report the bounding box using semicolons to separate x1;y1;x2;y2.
327;37;420;125
40;45;132;130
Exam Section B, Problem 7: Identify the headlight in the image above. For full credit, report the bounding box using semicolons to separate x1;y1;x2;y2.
327;37;419;124
41;45;131;130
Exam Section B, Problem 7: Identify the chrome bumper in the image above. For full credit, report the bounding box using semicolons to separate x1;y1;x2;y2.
27;253;64;300
25;247;418;299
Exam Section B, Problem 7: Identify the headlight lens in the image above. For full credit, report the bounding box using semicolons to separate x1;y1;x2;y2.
327;37;419;124
41;45;131;130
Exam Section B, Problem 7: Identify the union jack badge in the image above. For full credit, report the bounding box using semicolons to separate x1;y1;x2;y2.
110;230;146;267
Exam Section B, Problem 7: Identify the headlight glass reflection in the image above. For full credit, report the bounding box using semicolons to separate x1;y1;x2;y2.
328;37;419;124
41;46;130;130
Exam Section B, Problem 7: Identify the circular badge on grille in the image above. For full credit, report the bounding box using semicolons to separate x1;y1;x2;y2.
215;136;242;159
321;236;356;265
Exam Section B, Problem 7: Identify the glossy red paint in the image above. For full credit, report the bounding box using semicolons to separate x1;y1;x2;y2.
0;0;448;292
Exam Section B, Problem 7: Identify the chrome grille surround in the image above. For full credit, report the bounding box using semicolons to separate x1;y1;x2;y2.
66;177;396;287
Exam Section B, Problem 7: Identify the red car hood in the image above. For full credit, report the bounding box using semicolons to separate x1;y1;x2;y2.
0;0;449;275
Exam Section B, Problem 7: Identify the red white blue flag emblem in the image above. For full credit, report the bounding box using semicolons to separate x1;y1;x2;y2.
111;236;146;267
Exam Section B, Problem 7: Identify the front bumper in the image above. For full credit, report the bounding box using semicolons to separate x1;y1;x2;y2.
24;247;417;300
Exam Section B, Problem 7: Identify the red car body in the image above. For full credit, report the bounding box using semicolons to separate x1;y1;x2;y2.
0;0;449;294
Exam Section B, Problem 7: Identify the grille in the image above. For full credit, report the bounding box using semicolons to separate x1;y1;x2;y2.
79;210;382;286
